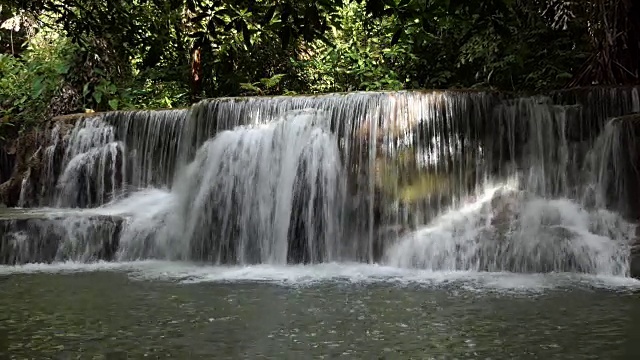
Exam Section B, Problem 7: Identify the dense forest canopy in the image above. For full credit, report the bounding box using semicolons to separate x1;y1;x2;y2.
0;0;638;138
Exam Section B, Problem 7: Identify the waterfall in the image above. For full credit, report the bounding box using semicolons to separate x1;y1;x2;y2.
2;87;640;277
53;117;124;208
551;85;640;136
385;95;637;276
117;110;344;264
32;110;189;208
106;110;187;189
0;210;122;264
584;114;640;219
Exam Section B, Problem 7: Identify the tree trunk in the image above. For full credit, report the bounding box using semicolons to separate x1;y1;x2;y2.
191;45;203;102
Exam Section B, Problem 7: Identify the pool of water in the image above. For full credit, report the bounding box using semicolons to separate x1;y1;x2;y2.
1;261;640;359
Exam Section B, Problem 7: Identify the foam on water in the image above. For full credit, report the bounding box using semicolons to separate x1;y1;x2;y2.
1;260;638;293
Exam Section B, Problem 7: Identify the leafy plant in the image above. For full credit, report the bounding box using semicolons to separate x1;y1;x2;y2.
0;30;76;130
0;0;635;138
240;74;287;95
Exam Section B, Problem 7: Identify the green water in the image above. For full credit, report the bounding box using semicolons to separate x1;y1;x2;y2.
1;265;640;359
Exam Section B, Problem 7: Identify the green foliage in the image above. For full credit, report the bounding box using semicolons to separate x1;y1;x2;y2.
125;78;191;110
0;31;75;134
293;1;413;93
240;74;288;96
1;0;635;136
0;22;191;139
359;0;593;91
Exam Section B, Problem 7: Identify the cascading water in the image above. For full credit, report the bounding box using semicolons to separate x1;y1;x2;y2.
3;110;189;264
106;110;188;189
25;109;190;208
583;114;640;219
1;87;639;277
45;117;123;208
0;208;122;264
117;110;344;264
385;95;637;276
492;97;575;196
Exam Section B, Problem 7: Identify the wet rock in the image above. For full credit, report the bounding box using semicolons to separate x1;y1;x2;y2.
630;247;640;279
0;129;46;207
373;224;410;260
0;210;124;264
0;144;15;185
631;227;640;279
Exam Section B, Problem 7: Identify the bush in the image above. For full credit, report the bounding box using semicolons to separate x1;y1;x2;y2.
0;30;76;139
0;27;192;142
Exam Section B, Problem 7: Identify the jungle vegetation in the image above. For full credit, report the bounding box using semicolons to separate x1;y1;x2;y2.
1;0;638;139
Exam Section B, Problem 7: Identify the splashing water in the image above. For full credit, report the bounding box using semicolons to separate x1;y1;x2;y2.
384;181;634;276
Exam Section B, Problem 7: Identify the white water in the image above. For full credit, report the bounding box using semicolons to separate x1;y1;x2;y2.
6;176;632;279
109;110;345;264
54;117;124;208
3;181;637;288
1;260;638;293
385;181;634;276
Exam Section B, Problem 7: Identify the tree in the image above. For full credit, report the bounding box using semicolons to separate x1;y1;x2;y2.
2;0;638;137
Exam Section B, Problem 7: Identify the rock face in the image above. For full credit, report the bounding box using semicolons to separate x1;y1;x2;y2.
630;247;640;279
0;209;124;264
0;144;14;186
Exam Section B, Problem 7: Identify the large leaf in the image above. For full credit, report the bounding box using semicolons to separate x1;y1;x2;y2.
93;91;103;105
56;63;71;75
239;82;262;94
108;98;119;110
31;76;45;98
